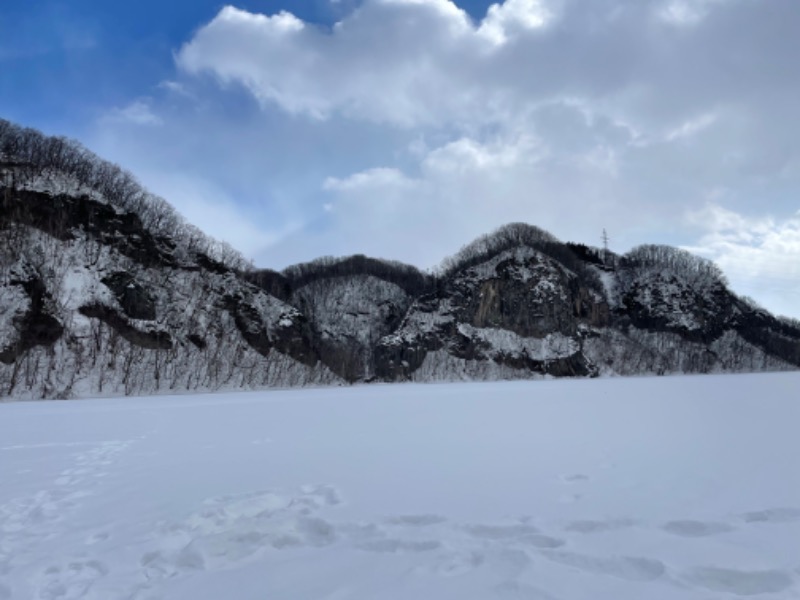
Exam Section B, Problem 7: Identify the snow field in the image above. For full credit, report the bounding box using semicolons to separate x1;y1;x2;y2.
1;373;800;599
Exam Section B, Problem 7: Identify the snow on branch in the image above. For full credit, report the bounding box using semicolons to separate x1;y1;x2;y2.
623;244;729;289
282;254;433;296
0;119;249;271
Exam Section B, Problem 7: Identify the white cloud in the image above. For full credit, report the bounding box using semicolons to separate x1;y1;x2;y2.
479;0;555;44
657;0;730;26
176;1;561;126
157;80;194;99
664;112;717;142
307;125;635;268
174;0;800;148
85;0;800;316
141;173;292;258
686;204;800;317
324;167;417;193
422;135;542;172
103;99;162;126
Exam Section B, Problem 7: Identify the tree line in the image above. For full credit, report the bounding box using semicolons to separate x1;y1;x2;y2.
621;244;729;289
0;118;249;271
437;223;604;294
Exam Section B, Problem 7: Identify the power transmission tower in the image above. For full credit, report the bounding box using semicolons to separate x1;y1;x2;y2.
601;229;610;265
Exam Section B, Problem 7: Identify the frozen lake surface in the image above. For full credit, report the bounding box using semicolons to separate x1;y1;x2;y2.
2;373;800;599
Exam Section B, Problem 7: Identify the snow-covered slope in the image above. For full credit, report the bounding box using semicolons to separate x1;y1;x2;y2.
0;159;341;398
1;118;799;399
2;373;800;599
292;274;413;381
0;217;339;399
376;246;603;380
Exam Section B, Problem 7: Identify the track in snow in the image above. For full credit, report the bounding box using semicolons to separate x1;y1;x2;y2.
2;373;800;599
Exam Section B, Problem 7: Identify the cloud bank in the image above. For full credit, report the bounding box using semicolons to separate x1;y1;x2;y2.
89;0;800;316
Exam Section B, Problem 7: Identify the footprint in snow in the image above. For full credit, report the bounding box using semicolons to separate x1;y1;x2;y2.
662;520;735;537
464;523;541;540
684;566;794;596
482;548;534;581
741;507;800;524
540;550;666;582
428;550;485;577
139;486;346;581
54;474;79;486
384;514;446;527
564;519;636;534
141;547;205;581
337;522;383;542
355;539;441;553
517;534;566;549
85;531;111;545
37;560;109;600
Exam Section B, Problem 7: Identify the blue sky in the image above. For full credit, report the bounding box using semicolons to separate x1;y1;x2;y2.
0;0;493;133
2;0;800;317
1;1;354;132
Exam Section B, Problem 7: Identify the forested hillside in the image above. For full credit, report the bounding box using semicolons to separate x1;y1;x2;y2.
2;119;798;399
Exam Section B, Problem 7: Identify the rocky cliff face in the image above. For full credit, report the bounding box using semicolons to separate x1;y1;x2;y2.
0;167;338;398
1;119;799;399
374;246;604;381
291;274;413;382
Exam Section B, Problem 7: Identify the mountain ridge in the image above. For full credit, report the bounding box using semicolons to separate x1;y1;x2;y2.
2;118;799;399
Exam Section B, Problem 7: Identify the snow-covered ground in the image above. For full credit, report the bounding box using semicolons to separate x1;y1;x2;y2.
2;373;800;599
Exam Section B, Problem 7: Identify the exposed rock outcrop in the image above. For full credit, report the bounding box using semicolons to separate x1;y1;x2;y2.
1;117;798;399
0;276;63;364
